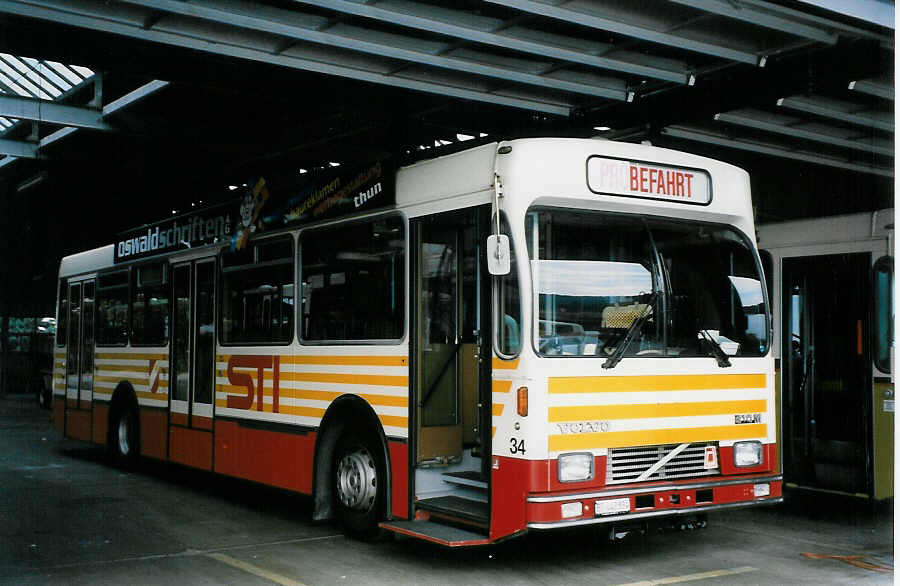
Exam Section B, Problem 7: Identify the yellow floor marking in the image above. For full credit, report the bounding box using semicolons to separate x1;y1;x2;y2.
207;552;307;586
615;566;756;585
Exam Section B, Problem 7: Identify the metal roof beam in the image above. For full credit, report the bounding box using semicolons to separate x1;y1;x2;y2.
486;0;762;65
0;93;111;130
297;0;690;83
667;0;836;44
777;94;893;132
103;79;169;115
662;124;892;177
0;0;572;115
119;0;629;100
714;108;894;156
0;138;37;157
848;78;894;101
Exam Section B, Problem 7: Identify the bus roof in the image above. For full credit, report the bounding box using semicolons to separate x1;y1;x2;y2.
59;245;115;279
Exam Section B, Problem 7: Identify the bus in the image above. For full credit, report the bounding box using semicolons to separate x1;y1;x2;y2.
758;210;893;502
53;138;781;546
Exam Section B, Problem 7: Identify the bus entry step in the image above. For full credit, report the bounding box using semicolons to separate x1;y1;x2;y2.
416;495;489;524
379;520;491;547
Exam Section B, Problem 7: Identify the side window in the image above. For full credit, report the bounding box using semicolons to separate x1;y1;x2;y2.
874;255;893;373
131;263;169;345
495;215;521;357
56;279;68;347
300;215;405;342
220;236;294;344
96;271;129;346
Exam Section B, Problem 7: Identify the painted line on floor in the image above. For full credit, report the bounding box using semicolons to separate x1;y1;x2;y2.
615;565;757;585
33;533;343;572
207;552;306;586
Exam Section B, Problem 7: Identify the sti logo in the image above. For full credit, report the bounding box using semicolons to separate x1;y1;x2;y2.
226;355;281;412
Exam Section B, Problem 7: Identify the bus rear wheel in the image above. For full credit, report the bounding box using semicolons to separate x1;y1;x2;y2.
110;404;139;467
333;428;386;540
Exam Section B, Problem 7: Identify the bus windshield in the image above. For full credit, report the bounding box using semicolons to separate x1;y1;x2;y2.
526;209;768;359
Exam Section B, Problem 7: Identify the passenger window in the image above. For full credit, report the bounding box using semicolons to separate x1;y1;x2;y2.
873;255;893;373
495;215;521;357
300;215;405;342
96;271;129;346
220;236;294;344
131;263;169;345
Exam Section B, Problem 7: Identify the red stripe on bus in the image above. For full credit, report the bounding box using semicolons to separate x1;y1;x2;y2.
140;409;168;460
169;426;213;471
92;403;109;445
214;419;316;494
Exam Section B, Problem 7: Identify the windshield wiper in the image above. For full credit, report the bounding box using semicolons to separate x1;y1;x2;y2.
699;329;731;367
602;294;657;369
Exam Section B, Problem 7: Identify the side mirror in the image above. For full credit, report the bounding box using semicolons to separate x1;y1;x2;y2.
487;234;511;276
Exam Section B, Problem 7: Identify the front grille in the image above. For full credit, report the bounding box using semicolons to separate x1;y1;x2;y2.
607;442;719;485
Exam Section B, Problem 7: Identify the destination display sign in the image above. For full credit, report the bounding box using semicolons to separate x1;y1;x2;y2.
114;158;394;263
586;156;711;205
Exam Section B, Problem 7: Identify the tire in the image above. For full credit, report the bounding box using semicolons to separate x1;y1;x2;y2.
110;404;139;467
333;427;387;540
37;383;50;410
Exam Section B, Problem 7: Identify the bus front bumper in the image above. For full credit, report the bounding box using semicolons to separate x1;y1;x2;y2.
525;475;782;529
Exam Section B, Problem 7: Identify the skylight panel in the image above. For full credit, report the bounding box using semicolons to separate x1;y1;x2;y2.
0;54;61;98
0;60;50;99
44;61;83;85
22;57;72;92
69;65;94;79
0;71;32;97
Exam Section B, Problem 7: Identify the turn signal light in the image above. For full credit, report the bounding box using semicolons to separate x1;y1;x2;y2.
516;386;528;416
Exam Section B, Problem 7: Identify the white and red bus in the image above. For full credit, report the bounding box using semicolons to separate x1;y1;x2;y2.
53;138;781;546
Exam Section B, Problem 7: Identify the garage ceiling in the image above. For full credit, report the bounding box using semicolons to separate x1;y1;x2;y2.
0;0;892;313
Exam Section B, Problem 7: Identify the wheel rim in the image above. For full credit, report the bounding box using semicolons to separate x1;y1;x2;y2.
117;415;131;456
336;445;377;512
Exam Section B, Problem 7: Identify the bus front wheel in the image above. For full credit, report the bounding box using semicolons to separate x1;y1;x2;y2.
333;428;386;540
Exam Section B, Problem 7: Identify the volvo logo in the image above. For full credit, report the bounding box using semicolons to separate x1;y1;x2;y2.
556;421;610;434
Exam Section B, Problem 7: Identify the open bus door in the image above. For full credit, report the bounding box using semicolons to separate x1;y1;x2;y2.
782;253;872;496
403;205;493;541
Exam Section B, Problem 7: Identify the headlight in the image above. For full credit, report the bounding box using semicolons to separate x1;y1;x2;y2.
558;452;593;482
734;441;762;467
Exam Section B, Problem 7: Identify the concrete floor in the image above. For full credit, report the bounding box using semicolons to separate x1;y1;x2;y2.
1;392;893;585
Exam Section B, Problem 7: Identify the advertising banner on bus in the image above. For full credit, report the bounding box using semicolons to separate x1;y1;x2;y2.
114;158;394;263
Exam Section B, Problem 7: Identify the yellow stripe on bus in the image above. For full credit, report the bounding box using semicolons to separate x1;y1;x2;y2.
276;371;408;387
492;380;512;393
136;391;167;400
492;357;520;370
378;415;408;428
96;352;167;361
548;423;767;451
548;400;767;422
492;403;504;416
96;363;165;373
217;386;407;408
281;355;408;367
549;374;767;394
95;375;148;385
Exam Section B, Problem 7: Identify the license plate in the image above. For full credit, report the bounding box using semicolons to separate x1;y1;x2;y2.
753;483;770;497
595;497;630;516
